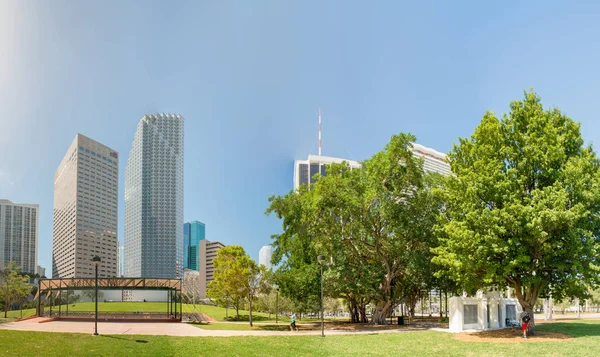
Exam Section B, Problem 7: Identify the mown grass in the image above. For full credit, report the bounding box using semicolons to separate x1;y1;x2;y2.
30;302;319;323
0;320;599;356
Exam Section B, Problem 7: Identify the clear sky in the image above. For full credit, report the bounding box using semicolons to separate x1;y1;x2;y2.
2;1;600;273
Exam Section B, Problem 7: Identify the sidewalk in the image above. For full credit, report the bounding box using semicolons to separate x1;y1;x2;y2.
0;318;423;337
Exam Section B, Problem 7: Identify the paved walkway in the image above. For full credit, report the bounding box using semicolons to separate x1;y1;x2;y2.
4;315;597;337
0;318;424;337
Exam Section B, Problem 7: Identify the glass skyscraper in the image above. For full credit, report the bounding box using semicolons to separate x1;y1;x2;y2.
183;221;205;272
124;114;184;278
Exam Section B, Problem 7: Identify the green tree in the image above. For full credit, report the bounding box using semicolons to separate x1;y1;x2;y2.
0;262;31;318
267;133;444;325
207;246;269;326
433;91;600;333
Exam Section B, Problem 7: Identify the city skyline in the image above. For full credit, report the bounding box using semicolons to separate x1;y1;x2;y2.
5;1;600;273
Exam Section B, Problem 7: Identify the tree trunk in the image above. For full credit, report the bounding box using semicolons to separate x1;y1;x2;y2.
248;298;253;327
4;303;7;318
513;286;538;336
371;300;391;325
236;306;239;319
359;303;368;323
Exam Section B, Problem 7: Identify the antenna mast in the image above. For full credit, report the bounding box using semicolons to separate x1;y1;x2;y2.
318;107;322;156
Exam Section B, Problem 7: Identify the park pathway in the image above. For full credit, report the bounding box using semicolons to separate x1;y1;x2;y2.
0;318;424;337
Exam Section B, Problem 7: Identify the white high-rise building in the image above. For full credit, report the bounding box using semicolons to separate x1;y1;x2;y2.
52;134;119;278
0;200;39;275
124;114;184;278
293;155;360;189
259;245;273;270
410;143;451;176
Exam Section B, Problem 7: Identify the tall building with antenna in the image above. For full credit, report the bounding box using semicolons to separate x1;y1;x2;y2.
294;108;360;189
294;109;451;189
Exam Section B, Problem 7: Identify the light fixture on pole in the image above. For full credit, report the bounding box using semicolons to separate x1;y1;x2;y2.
92;255;102;336
317;255;326;338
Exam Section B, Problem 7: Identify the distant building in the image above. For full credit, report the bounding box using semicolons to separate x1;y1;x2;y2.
259;245;273;270
36;265;46;278
0;200;39;275
124;113;184;278
52;134;118;278
183;221;205;272
293;155;360;189
410;143;451;176
205;240;226;284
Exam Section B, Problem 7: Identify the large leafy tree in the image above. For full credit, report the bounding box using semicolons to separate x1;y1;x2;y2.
433;91;600;332
0;262;31;318
267;133;443;324
206;246;269;326
266;184;323;317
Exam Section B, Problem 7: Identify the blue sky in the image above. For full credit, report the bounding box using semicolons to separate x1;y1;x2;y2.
2;1;600;272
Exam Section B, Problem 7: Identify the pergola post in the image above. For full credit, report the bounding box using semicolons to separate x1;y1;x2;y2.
58;280;62;317
49;287;53;317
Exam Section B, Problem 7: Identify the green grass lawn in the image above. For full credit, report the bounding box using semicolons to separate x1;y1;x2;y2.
1;320;600;356
3;308;36;319
31;302;319;323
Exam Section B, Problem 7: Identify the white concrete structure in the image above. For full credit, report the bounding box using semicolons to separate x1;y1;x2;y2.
410;143;451;176
125;114;184;278
52;134;118;278
259;245;273;270
449;291;522;332
0;200;39;275
294;155;360;189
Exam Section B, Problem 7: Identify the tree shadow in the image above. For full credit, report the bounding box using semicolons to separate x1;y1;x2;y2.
224;315;271;322
101;335;148;343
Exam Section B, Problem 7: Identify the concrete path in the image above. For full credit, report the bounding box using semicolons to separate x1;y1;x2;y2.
0;318;424;337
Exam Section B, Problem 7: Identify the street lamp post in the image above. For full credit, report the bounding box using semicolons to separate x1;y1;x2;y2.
276;287;279;324
92;255;101;336
317;255;326;338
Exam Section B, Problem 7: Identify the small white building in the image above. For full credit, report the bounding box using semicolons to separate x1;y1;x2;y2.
449;290;523;332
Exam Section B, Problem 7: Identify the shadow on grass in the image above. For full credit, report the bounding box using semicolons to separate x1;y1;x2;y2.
224;315;276;322
256;325;301;331
536;322;600;338
101;335;149;343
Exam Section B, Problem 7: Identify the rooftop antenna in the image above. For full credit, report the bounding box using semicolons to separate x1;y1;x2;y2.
318;107;322;156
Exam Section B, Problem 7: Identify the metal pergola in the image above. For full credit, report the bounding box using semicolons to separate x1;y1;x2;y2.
35;278;183;321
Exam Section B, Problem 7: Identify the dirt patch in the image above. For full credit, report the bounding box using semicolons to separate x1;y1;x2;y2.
454;328;572;343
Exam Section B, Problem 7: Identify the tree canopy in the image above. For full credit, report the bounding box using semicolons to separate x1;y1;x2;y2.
0;262;31;318
433;91;600;330
267;133;444;324
206;245;269;326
